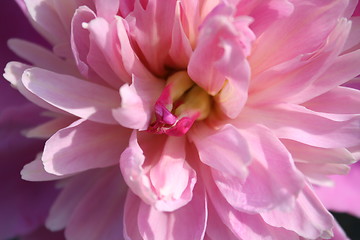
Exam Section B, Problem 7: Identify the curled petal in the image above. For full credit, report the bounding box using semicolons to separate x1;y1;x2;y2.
120;131;196;212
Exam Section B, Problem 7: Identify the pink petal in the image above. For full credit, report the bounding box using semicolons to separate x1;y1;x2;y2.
94;0;119;22
202;166;299;240
25;115;77;139
243;103;360;148
86;17;131;87
212;124;304;212
188;4;253;101
23;0;69;46
282;139;356;185
138;183;207;240
343;16;360;51
189;123;251;179
206;200;239;240
120;131;196;211
260;183;334;239
128;0;177;76
249;0;350;76
46;170;102;231
113;75;164;130
167;1;193;69
22;67;121;124
8;39;79;76
3;62;67;115
85;18;125;89
71;5;105;85
249;18;351;105
302;86;360;114
315;162;360;218
65;168;126;240
123;190;142;239
21;153;67;182
43;119;131;175
234;0;294;36
288;48;360;104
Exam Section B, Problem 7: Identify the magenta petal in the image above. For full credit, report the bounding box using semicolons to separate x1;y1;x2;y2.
43;119;131;175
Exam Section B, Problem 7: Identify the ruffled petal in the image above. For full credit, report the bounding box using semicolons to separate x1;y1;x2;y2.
120;131;196;212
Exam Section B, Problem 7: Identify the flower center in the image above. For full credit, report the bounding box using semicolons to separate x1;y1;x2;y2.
147;71;212;136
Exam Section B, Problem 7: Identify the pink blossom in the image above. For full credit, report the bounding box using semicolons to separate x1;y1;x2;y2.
3;0;360;239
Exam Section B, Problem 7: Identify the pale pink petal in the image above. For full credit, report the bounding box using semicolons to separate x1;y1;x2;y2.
128;0;177;76
189;123;251;179
65;168;126;240
46;170;102;231
249;18;351;105
149;136;197;211
288;49;360;104
249;0;349;76
23;0;69;46
123;190;142;240
206;200;239;240
25;115;77;139
202;167;299;240
315;162;360;218
343;16;360;51
4;62;67;115
86;17;131;87
71;6;105;85
243;103;360;148
167;1;193;69
302;86;360;114
283;139;355;185
21;153;68;182
43;119;131;175
188;4;253;100
22;67;120;124
115;17;153;80
94;0;119;22
136;182;207;240
261;184;334;239
120;131;196;212
113;75;164;130
212;124;304;212
234;0;294;36
8;39;79;76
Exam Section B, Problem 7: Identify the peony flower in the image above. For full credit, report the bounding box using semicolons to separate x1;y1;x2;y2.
3;0;360;239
